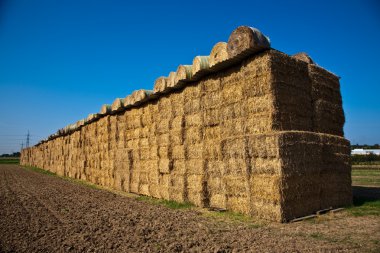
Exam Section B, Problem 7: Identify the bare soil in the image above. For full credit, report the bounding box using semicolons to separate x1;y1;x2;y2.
0;164;379;252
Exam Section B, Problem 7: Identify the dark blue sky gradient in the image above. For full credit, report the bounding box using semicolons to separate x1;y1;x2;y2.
0;0;379;153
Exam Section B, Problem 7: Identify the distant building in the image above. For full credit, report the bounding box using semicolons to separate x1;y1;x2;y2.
351;149;380;155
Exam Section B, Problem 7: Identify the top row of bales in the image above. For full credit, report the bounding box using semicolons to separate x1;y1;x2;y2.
37;26;289;144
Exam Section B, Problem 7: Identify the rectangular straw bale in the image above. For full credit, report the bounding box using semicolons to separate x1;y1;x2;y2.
170;173;186;189
139;184;150;196
159;174;170;200
158;159;172;174
157;133;170;146
170;92;184;116
313;99;345;136
172;145;185;159
158;146;170;159
221;137;246;159
184;97;201;114
222;102;245;120
139;137;149;147
157;118;170;134
187;174;204;190
250;174;281;202
309;64;341;103
221;84;244;105
203;108;220;127
183;84;202;99
202;91;221;109
251;200;281;221
209;193;226;209
149;184;161;198
241;74;271;99
224;175;247;196
169;129;183;145
157;97;172;119
172;159;186;175
139;171;149;184
148;165;160;184
141;107;153;127
202;77;221;92
186;159;205;175
208;176;223;191
187;190;205;207
240;51;271;80
139;126;150;138
171;115;184;129
169;187;186;202
206;160;224;177
203;140;221;159
204;126;220;140
222;118;245;137
224;158;247;176
126;139;139;149
250;157;281;175
139;147;151;160
185;114;202;128
185;127;203;145
269;51;310;90
246;134;279;158
226;196;249;215
220;66;241;89
186;144;203;159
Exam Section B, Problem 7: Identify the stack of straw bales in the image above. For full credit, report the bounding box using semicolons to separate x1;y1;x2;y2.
21;25;351;222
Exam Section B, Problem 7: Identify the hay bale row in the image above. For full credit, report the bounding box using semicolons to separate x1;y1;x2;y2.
22;27;350;223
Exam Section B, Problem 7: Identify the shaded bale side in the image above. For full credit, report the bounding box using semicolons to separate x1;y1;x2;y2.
269;50;313;132
308;64;344;136
278;131;351;221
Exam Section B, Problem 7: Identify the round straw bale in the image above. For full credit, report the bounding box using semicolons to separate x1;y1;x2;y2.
86;113;98;122
192;56;210;76
175;65;193;84
227;26;270;58
76;119;85;127
167;71;177;88
100;104;112;115
124;95;133;107
292;52;315;64
131;89;153;104
111;98;125;111
209;42;228;67
154;76;168;93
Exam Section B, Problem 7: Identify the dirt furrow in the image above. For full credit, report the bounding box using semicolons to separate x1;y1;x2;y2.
1;164;379;253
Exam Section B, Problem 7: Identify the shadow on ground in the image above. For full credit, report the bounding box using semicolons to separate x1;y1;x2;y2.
352;186;380;206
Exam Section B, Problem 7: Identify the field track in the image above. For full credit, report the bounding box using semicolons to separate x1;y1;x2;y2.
1;164;379;252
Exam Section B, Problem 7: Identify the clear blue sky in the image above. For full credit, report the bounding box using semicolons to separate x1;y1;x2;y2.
0;0;379;154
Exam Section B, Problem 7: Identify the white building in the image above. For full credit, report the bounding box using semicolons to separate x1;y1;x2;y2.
351;149;380;155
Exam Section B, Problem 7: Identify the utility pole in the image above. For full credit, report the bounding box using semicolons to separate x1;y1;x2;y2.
21;142;24;151
26;130;30;148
